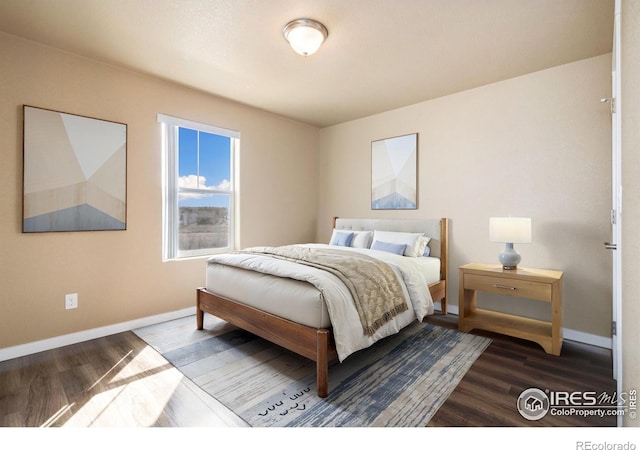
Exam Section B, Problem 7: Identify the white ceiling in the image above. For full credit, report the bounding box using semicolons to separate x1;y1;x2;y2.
0;0;614;127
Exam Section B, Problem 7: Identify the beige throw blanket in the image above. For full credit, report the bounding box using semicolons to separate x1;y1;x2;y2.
240;245;408;336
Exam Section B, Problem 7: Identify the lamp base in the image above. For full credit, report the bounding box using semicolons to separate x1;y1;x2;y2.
498;243;521;270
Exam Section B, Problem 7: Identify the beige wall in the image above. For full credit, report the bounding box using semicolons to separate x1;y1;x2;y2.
0;33;318;349
317;55;613;338
621;0;640;427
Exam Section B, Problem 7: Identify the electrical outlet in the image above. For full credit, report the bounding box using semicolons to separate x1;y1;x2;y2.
65;293;78;310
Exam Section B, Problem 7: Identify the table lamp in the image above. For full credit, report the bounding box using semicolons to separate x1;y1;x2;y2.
489;217;532;269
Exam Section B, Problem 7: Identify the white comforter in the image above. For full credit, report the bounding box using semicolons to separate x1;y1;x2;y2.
207;244;434;362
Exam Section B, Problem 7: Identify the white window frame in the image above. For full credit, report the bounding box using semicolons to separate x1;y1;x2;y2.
158;113;239;260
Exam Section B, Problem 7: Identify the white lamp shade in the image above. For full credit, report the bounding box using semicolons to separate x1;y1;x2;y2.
283;19;328;56
489;217;532;244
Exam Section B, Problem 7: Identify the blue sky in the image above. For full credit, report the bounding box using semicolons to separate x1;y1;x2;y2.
178;127;231;208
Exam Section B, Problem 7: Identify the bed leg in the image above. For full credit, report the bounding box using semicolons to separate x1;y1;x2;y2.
316;329;329;398
196;289;204;330
196;308;204;330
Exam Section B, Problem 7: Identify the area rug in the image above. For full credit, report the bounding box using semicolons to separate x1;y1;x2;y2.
133;314;490;427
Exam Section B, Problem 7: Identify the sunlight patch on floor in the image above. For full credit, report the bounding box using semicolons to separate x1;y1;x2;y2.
62;346;182;426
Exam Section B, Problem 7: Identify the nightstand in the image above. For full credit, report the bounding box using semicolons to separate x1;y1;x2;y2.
458;263;564;355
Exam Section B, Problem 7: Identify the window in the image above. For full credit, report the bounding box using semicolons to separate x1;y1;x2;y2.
158;114;238;259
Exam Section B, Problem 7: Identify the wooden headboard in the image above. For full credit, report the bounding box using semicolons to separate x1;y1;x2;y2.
332;217;449;313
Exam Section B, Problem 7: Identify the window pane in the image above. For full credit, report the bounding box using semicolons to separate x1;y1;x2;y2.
178;192;230;251
178;128;198;186
199;132;231;192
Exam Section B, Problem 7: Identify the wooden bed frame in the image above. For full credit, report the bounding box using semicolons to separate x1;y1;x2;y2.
196;217;449;398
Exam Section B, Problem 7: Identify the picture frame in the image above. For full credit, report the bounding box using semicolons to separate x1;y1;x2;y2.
22;105;127;232
371;133;418;210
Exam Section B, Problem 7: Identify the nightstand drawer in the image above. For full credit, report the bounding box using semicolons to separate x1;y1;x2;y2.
463;273;552;302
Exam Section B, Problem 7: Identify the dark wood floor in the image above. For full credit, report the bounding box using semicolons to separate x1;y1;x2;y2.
425;314;617;427
0;313;616;427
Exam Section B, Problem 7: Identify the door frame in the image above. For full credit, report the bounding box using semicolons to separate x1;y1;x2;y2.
611;0;623;427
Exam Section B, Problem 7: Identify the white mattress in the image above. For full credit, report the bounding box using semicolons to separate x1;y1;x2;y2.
206;263;331;328
205;249;440;330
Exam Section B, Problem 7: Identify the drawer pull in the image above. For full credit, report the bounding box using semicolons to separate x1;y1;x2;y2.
493;284;516;290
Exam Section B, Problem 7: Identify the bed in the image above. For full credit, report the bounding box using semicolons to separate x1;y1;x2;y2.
196;217;449;397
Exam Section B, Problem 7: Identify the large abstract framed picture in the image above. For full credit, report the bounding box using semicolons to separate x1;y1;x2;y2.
23;105;127;232
371;133;417;210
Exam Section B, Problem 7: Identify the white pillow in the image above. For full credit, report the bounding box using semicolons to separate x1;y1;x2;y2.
371;230;424;257
417;235;432;256
351;230;373;248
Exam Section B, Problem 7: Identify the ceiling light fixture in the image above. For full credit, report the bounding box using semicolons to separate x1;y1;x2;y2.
283;18;328;57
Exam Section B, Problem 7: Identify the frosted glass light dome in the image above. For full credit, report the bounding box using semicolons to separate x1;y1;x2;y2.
283;19;328;56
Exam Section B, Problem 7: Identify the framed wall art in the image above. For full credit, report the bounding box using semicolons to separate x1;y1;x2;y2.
371;133;417;210
22;105;127;232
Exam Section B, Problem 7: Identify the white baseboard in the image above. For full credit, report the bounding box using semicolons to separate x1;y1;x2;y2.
562;328;612;349
433;302;612;350
0;307;196;363
0;302;612;363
